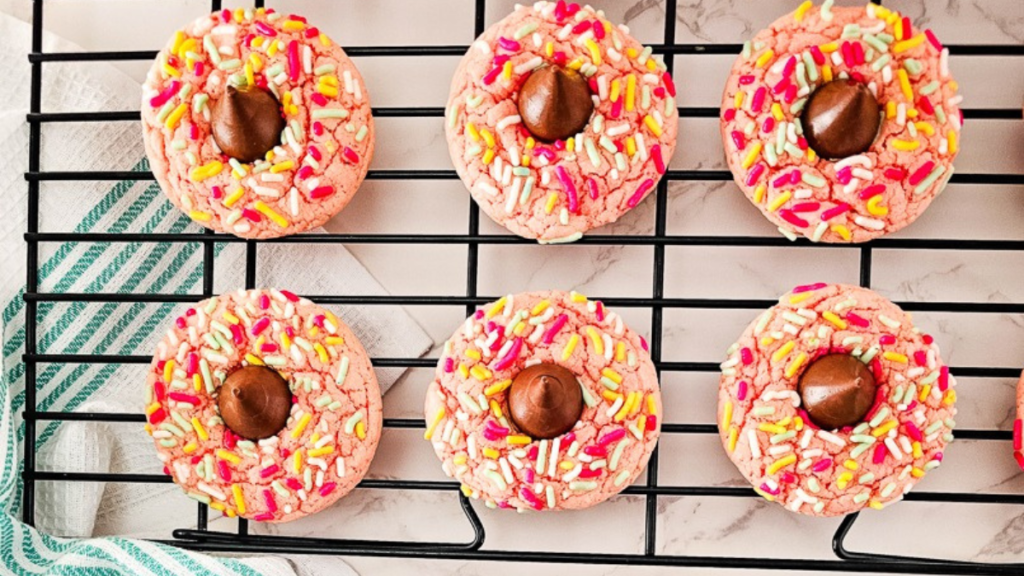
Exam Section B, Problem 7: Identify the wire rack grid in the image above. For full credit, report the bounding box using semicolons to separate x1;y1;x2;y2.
20;0;1024;573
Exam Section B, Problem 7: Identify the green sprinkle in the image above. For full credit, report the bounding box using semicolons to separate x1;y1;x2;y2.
316;395;332;407
871;54;892;72
881;482;897;498
863;34;889;54
850;443;873;458
925;421;944;435
802;51;818;81
171;140;187;151
858;473;875;484
514;23;538;40
584;138;601;168
187;492;211;505
920;80;940;95
580;381;598;408
265;63;285;77
311;109;350;120
876;32;894;44
913;165;947;195
853;492;870;504
850;435;876;444
903;59;923;75
314;64;336;75
355;125;369;142
218;59;242;71
155;101;175;123
598;136;616;154
520;176;535;205
159;439;178;448
203;36;221;65
801;172;826;188
570;481;598;491
600;377;619;391
192;94;209;114
742;41;752;60
753;406;776;417
770;431;796;444
841;24;861;38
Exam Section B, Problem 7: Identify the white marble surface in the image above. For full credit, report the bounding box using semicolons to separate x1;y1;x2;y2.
11;0;1024;574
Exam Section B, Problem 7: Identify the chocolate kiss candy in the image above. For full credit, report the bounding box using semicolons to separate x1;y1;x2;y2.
517;66;594;142
798;354;877;430
211;85;286;163
218;365;292;440
801;80;881;160
508;363;583;439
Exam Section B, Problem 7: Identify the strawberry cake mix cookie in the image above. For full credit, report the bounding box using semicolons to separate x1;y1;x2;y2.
142;8;374;239
1014;370;1024;469
720;2;962;243
145;289;382;522
425;291;661;510
445;1;678;243
718;283;957;516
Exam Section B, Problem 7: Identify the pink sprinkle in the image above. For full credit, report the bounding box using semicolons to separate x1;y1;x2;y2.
663;72;676;97
771;171;794;188
781;56;796;79
280;290;300;302
444;357;454;373
917;96;934;116
587;177;599;200
627;179;655;208
263;489;277;512
852;42;865;66
859;184;886;199
905;422;923;442
259;294;270;310
836;166;853;185
563;432;576;444
744;163;765;187
168;392;199;405
482;66;502;85
736;380;748;401
310;186;334;199
640;337;649;352
778;210;808;228
723;108;736;122
305;27;320;39
592;20;605;40
253;512;274;522
791;202;820;213
571;20;590;34
730;131;746;151
554;0;567;21
595;301;605;321
149;81;181;108
217;460;231;482
809;45;825;65
583;445;607;457
646;415;658;431
230;323;244;346
1014;420;1023;450
342;147;360;164
524;468;536;484
313;122;324;136
934;452;944;462
738;75;755;85
308;146;322;162
783;84;797;104
261;343;278;353
760;483;780;496
913;350;928;366
938;366;950;391
750;86;769;114
819;203;851;221
251;317;270;336
497;37;520;51
188;123;199;140
873;443;887;464
879;334;896;346
598;428;626;446
609;97;623;119
311;93;328;106
812;458;832;473
296;166;314;180
793;282;827;294
552;51;567;66
492;337;524;371
925;29;942;51
542;314;569;344
761;117;775;133
579;467;603;479
255;21;276;36
193;61;204;76
242;208;262;223
651;144;666;174
153;380;166;402
223;429;237;449
285;478;302;491
175;316;186;329
772;76;790;96
740;347;754;365
841;41;854;68
485;420;510;437
884;167;906;180
519;487;544;510
186;353;198;376
909;161;936;186
846;312;870;327
287;40;299;82
319;482;337;497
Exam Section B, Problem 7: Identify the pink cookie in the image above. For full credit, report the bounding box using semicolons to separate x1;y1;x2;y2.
445;1;678;243
1014;370;1024;470
720;3;961;243
425;291;661;510
145;289;382;522
142;8;374;239
718;283;956;516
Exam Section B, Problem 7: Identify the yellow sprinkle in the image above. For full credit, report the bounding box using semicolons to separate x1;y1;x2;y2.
248;53;263;72
741;142;763;170
544;192;559;214
308;445;334;458
897;69;914;101
482;447;500;459
754;487;776;502
917;384;931;403
866;195;889;217
893;33;926;54
244;62;254;86
162;62;180;78
643;115;662;137
777;416;792;428
189;160;223;183
733;91;744;109
949;80;959;93
872;420;899;437
616;342;626;362
755;49;775;69
506;435;532;445
894;16;904;40
914;122;935;136
758;423;786;435
759;337;775;347
728;426;739;452
565;137;575;153
530;301;551;316
216;449;241;465
482;149;495;165
947;130;958;154
625;137;636;157
820;42;839;53
721;401;734;430
843;460;859;470
164;103;187;130
282;20;305;31
784;352;807;379
291;413;312;439
883;351;908;364
470;365;492;381
571;292;588;303
807;148;817;162
457;363;469;379
270;161;295;174
355;421;366;440
145;402;160;417
585;327;605;355
313;342;329;363
502;60;512;80
615;392;636;422
869;500;885;511
325;336;345;346
793;0;813;21
464;349;482;361
232;484;246;514
944;389;956;406
646;395;657;415
753;184;766;204
486;296;506;318
163;359;175;383
561;334;580;361
837;471;853;490
767;191;792;213
465;122;480;141
831;224;851;241
254;201;289;228
609;78;621;102
559;460;575;470
193;373;202;392
645;59;657;71
171;30;186;53
319;33;331;47
424;408;445;440
601;390;621;403
892;139;919;151
191;417;209;441
789;292;812;304
584;39;602;66
601;368;623;384
182;442;197;454
244;353;264;366
625;74;636;111
222;187;245;207
772;341;795;363
770;103;784;121
767;454;797;476
545;41;554;57
911;467;926;479
822;64;833;83
210;502;226;512
485;379;513;396
822;311;847;329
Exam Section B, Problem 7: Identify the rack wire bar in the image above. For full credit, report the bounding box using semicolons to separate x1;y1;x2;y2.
22;0;1024;572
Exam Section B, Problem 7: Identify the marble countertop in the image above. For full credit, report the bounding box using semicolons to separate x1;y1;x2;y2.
11;0;1024;574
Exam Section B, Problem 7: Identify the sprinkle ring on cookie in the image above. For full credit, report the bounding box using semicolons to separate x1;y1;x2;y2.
445;1;678;244
425;291;661;510
720;2;962;243
718;283;957;516
146;289;382;522
143;8;374;239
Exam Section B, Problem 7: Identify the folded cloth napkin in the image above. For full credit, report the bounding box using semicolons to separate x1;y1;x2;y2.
0;11;431;575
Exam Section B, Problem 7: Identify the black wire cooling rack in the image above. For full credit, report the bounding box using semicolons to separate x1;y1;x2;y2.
20;0;1024;573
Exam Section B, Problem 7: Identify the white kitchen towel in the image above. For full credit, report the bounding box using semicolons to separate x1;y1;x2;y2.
0;10;431;575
